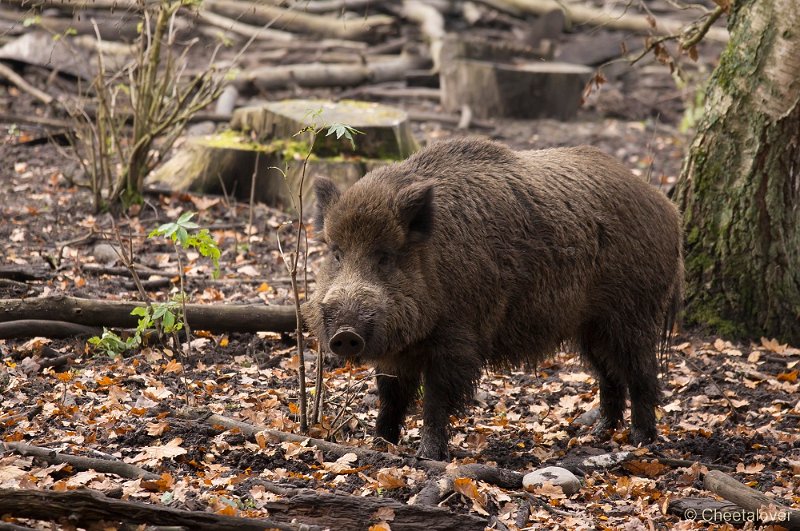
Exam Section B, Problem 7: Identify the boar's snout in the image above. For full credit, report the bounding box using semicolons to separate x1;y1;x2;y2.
320;284;386;360
329;328;365;357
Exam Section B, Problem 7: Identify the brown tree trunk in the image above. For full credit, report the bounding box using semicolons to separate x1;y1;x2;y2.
674;0;800;343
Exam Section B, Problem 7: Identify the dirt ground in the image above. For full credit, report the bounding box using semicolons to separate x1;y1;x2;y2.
1;12;799;531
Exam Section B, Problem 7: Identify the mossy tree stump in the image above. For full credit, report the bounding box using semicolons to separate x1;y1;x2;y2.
149;99;418;211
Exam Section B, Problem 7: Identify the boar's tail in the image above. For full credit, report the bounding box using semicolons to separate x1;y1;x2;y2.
658;277;683;375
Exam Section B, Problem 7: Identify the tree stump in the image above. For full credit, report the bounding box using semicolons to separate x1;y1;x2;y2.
149;99;418;211
230;99;418;159
441;59;592;119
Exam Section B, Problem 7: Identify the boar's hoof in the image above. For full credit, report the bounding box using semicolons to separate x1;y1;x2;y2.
417;432;449;461
630;426;657;446
329;328;365;357
590;417;619;441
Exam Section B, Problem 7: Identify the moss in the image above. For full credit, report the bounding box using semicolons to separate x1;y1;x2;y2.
201;130;271;151
685;298;742;338
686;226;701;245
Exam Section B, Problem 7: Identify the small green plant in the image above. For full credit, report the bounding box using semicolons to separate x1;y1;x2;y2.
88;212;219;358
149;211;221;278
87;329;136;357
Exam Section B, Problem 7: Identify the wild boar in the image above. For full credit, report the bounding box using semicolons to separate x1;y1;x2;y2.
304;137;683;460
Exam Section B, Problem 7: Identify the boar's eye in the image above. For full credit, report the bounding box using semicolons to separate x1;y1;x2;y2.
331;247;343;264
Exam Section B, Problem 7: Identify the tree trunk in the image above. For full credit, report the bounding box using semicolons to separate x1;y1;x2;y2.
674;0;800;343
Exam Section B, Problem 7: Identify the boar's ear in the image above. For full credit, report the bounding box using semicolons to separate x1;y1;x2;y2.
396;183;434;244
313;177;341;235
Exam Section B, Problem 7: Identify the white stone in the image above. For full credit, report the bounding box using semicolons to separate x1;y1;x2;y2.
522;466;581;495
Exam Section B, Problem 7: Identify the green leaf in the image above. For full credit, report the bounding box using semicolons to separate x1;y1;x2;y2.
152;305;168;320
162;310;176;332
177;211;195;224
176;227;189;247
325;123;364;150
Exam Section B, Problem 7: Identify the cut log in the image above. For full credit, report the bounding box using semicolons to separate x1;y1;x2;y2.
669;497;777;525
204;0;394;41
0;31;132;81
195;8;295;42
703;470;800;529
0;295;297;334
481;0;729;42
238;52;430;91
441;59;592;119
402;0;445;71
0;488;306;531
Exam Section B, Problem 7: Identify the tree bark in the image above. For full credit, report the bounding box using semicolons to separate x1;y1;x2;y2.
0;295;296;334
260;489;488;530
674;0;800;343
0;488;305;531
703;470;800;529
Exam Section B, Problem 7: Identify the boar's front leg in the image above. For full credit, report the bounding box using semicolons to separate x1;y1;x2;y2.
418;335;483;460
375;369;420;445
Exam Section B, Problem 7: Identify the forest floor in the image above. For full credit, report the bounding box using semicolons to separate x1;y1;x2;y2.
1;9;799;531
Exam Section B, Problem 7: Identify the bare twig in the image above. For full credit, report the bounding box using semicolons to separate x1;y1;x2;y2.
0;63;53;105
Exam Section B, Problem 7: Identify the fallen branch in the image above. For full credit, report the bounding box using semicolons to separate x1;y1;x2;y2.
279;0;386;15
252;480;488;530
241;52;429;90
482;0;728;42
703;470;800;529
0;113;72;129
0;265;52;281
196;8;295;41
0;0;146;8
0;295;297;334
0;320;100;339
205;0;394;41
0;488;306;531
0;59;50;106
2;442;159;481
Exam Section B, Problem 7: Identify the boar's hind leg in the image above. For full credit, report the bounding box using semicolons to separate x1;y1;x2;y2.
375;370;421;445
580;326;627;439
624;337;660;445
417;338;483;460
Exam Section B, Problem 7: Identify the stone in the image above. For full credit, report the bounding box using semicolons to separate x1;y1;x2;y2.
522;466;581;495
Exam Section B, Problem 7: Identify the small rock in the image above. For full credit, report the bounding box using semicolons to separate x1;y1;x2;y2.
572;406;601;427
522;466;581;495
92;243;120;265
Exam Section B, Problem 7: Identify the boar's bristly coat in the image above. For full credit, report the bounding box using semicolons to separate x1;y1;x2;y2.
304;137;683;460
